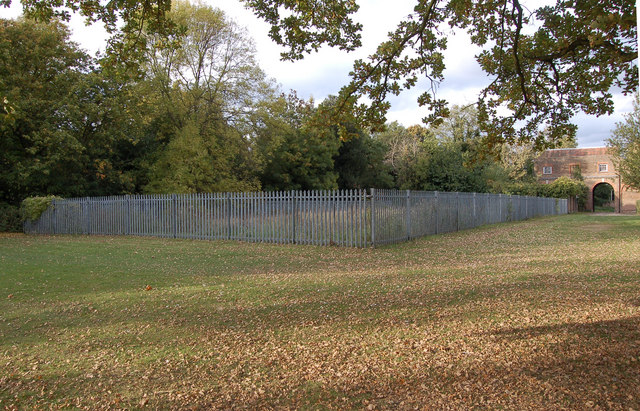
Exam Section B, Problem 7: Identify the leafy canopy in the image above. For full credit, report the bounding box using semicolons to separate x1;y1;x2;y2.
323;0;637;148
141;1;269;193
2;0;176;74
607;93;640;190
5;0;636;148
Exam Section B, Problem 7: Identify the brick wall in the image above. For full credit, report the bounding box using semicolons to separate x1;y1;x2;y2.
534;148;639;213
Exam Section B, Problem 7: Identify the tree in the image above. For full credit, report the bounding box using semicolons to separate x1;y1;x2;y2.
430;105;482;145
545;176;588;199
0;18;91;204
374;122;432;186
334;134;394;190
4;0;361;68
312;0;637;148
0;17;157;217
260;0;636;148
251;93;340;191
499;143;536;182
401;140;490;192
144;119;258;193
607;94;640;190
142;1;269;193
144;1;270;127
8;1;635;147
3;0;176;75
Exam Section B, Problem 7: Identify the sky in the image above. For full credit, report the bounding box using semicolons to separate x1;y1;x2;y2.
2;0;636;148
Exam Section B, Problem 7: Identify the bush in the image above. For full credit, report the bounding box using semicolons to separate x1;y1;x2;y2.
496;182;544;197
545;177;588;199
637;200;640;215
21;196;62;222
495;177;588;211
0;202;22;232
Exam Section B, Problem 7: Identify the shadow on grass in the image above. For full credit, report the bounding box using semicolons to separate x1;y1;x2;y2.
266;314;640;409
463;315;640;408
175;314;640;409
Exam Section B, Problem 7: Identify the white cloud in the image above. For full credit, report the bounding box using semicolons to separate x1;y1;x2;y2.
2;2;109;54
1;3;22;19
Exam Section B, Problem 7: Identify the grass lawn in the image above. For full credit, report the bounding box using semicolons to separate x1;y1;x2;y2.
1;214;639;409
594;206;616;213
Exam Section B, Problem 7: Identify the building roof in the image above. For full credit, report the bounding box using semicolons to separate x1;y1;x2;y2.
538;147;609;158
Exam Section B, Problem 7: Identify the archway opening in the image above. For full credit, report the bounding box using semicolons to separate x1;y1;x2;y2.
593;183;615;212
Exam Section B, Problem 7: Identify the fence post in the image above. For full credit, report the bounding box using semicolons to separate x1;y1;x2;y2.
172;194;177;239
292;191;297;244
225;193;231;240
52;199;57;235
456;192;460;232
406;189;411;240
434;191;438;235
125;195;131;236
84;197;89;235
473;192;477;222
370;188;376;247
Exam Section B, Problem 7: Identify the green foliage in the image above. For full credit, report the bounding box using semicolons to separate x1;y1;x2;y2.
607;93;640;191
430;105;482;145
244;0;637;148
401;141;486;192
20;195;61;222
495;177;588;208
373;113;545;197
5;6;608;204
144;120;260;193
0;17;151;205
243;0;362;60
544;177;589;199
7;0;636;148
258;122;340;191
334;134;394;190
497;182;543;197
0;202;21;232
252;93;341;191
0;18;90;205
5;0;176;76
324;96;394;190
571;164;584;181
374;122;430;185
142;1;267;193
376;110;504;193
593;183;615;207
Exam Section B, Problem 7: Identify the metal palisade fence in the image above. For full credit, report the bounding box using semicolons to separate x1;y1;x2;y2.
24;189;567;247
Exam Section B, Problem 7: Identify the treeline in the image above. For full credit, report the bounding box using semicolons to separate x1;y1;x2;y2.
0;2;585;231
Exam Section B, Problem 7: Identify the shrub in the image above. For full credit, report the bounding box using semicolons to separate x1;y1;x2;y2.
0;202;22;232
496;177;588;211
21;196;62;222
545;177;588;198
497;182;543;197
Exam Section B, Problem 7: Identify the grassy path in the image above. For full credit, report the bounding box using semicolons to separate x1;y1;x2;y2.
1;214;639;409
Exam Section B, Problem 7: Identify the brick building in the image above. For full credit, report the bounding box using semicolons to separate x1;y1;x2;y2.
534;147;640;213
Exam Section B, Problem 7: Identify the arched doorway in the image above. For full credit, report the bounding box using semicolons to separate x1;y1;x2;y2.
592;182;615;212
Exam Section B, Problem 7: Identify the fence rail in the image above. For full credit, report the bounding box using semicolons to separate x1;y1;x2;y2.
24;190;567;247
